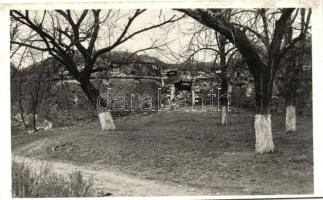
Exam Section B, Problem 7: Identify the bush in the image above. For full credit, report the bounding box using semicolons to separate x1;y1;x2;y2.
12;161;95;198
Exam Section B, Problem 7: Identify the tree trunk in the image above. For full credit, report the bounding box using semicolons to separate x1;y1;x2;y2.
98;111;116;132
170;84;176;102
32;107;37;133
255;114;274;153
79;77;116;132
17;77;28;129
253;68;275;153
283;16;301;133
161;78;165;87
18;96;27;129
284;72;298;133
285;105;296;132
218;34;229;126
191;85;195;106
220;105;227;125
284;59;299;133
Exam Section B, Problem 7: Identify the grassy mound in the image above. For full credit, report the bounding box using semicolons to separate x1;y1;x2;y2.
12;110;313;195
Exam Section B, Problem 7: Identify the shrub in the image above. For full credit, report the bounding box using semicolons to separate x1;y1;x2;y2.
12;161;95;197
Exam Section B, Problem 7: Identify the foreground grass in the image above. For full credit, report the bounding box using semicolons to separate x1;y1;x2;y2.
12;161;95;198
12;109;313;195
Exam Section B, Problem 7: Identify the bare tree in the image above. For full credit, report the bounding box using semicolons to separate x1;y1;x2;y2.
10;47;29;129
11;63;28;129
10;9;182;132
183;22;237;125
27;52;53;132
280;9;311;132
177;8;311;153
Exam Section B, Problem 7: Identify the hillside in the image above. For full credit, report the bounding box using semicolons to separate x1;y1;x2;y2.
10;51;165;131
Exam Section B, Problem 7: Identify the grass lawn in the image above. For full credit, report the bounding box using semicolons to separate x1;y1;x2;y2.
12;108;313;195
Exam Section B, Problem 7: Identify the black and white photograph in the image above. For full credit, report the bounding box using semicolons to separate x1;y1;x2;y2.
1;1;323;199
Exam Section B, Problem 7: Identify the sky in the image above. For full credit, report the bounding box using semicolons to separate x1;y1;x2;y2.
112;9;193;62
91;9;217;64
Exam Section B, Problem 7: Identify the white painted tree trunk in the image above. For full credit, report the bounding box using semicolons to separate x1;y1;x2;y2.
254;114;274;153
170;84;175;102
285;105;296;132
191;89;195;106
220;105;227;125
161;78;165;87
98;111;116;132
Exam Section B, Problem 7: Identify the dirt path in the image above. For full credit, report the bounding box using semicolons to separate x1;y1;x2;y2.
12;155;209;196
